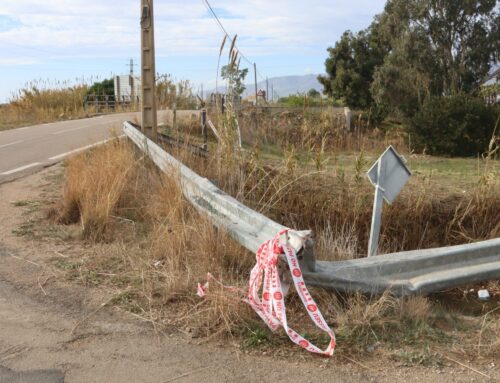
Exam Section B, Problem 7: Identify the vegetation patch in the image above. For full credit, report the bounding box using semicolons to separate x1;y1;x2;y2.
36;132;499;363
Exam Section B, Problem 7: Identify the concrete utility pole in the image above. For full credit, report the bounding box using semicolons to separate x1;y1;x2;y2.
254;63;258;106
140;0;157;140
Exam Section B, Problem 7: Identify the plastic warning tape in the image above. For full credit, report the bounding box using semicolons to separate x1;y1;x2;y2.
198;229;336;356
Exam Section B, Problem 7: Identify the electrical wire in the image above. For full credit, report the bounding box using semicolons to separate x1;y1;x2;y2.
201;0;269;83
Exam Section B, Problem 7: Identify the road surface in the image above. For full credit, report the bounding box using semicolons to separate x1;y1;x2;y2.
0;110;194;184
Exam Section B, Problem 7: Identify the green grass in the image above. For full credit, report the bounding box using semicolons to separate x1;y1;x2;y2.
255;143;497;190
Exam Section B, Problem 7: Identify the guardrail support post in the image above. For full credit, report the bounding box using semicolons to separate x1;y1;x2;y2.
302;238;316;272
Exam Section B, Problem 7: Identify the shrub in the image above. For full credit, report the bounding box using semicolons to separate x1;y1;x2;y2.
408;94;499;156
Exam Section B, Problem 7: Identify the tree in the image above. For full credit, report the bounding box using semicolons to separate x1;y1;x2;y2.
408;94;499;156
221;65;249;97
372;0;500;116
371;29;440;117
318;22;390;109
87;79;114;96
307;88;320;98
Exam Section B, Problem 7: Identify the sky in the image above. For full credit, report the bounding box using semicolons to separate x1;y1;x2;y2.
0;0;387;103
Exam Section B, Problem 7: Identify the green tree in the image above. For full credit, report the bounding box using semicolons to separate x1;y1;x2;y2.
318;22;390;109
372;0;499;116
307;88;320;98
221;65;249;97
87;78;114;96
408;94;499;156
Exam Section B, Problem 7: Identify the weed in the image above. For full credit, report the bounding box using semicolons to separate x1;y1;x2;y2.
12;222;35;237
12;200;31;207
391;349;443;367
242;326;272;349
53;259;79;271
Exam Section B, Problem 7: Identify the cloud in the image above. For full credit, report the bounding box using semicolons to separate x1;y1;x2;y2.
0;15;22;32
0;0;386;61
0;57;40;66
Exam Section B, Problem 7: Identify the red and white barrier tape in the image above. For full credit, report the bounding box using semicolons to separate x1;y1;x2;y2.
197;229;336;356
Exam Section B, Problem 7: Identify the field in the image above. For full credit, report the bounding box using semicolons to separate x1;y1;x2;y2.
8;106;497;375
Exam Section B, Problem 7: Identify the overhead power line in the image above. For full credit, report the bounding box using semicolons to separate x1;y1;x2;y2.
201;0;269;81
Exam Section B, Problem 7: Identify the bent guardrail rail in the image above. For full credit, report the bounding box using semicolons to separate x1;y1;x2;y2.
124;122;500;296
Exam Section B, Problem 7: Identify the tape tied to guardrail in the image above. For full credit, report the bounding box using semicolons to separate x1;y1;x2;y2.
197;229;336;356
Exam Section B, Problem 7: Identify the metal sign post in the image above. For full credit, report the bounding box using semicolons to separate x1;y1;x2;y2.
367;146;411;257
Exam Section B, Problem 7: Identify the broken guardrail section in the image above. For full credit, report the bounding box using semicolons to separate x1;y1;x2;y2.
123;122;500;296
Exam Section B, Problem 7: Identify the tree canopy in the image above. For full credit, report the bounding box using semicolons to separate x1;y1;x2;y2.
318;23;389;109
87;78;114;96
221;65;249;97
320;0;500;115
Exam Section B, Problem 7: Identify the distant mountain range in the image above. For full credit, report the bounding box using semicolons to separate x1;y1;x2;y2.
207;74;324;99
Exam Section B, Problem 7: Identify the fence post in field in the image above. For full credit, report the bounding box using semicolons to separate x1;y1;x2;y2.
344;107;351;132
253;63;258;106
253;63;259;131
173;102;177;134
201;108;208;150
140;0;158;141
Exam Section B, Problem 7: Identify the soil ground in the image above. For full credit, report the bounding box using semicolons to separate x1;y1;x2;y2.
0;165;498;382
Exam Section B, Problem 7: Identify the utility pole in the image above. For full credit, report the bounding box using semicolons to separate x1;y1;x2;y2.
140;0;157;140
254;63;258;106
253;63;259;130
271;83;274;103
129;58;134;76
266;77;269;102
129;58;136;111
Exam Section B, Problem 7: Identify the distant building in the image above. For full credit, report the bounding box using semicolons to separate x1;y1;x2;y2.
114;75;141;104
481;68;500;104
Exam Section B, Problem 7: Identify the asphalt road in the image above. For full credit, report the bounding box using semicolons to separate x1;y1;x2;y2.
0;111;182;184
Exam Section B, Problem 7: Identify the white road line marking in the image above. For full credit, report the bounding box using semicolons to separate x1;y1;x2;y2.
51;125;91;135
1;162;41;175
48;136;124;161
0;140;24;149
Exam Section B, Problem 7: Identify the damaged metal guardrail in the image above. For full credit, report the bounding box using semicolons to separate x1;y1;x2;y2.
123;122;500;296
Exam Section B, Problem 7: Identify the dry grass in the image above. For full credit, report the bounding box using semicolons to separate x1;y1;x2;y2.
231;107;406;153
0;84;89;130
56;140;256;336
49;139;499;361
58;139;139;241
0;80;137;131
186;146;499;260
198;107;499;258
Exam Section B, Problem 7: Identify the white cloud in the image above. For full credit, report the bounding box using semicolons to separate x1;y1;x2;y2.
0;0;386;61
0;57;40;66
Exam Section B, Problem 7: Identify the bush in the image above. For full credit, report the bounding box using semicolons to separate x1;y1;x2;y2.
408;94;499;156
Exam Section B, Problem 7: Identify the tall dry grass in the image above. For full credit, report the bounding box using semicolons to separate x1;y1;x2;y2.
228;107;407;153
58;139;139;240
56;140;256;335
0;84;89;130
182;137;499;260
52;139;499;359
